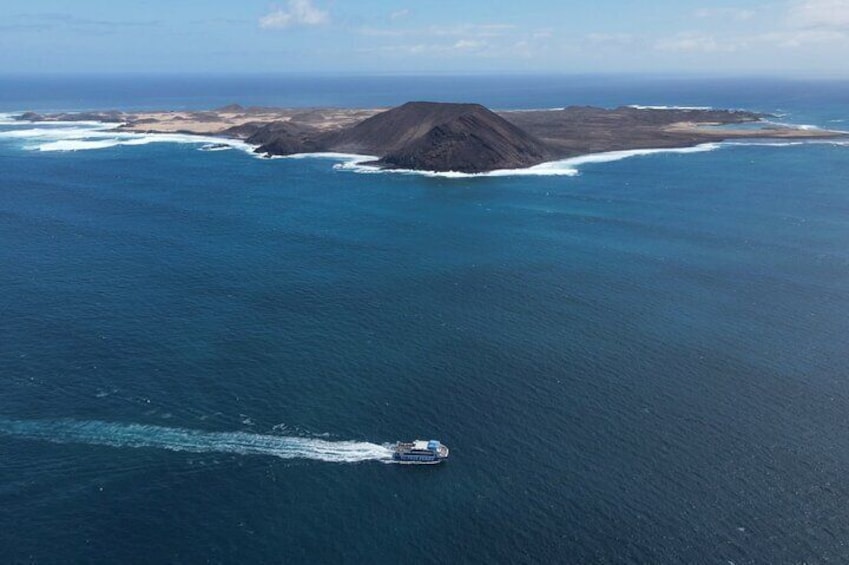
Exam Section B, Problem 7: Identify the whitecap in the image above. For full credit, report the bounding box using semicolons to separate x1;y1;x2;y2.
555;143;722;167
285;152;378;161
329;144;722;179
723;140;806;148
332;155;579;178
0;121;254;154
199;143;234;152
724;139;849;148
0;125;115;139
33;139;123;152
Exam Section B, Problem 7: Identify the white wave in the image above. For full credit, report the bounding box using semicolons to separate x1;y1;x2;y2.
724;139;849;148
328;144;723;179
0;117;113;127
331;155;580;178
0;125;115;139
628;105;714;111
199;143;234;152
286;152;379;161
557;143;722;167
762;120;827;131
723;140;805;147
35;139;123;151
0;121;253;154
0;417;393;464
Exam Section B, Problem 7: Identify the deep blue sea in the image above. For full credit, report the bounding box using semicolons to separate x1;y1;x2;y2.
1;75;849;564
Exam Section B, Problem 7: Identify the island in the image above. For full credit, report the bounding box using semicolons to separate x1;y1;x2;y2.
18;102;845;173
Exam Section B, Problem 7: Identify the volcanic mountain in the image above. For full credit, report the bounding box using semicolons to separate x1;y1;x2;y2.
248;101;556;173
362;102;555;173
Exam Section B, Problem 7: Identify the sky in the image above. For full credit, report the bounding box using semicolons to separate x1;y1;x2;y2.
1;0;848;75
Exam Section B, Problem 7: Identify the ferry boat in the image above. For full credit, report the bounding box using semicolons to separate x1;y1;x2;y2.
392;440;449;464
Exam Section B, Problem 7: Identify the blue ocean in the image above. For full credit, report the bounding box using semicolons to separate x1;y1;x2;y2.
1;75;849;563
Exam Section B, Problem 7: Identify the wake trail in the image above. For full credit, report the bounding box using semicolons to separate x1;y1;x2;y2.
0;417;393;463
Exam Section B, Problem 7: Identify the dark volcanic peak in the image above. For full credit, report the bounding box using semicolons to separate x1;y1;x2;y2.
326;101;495;155
376;108;554;173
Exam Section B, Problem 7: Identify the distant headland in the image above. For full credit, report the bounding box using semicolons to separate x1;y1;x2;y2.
17;102;845;173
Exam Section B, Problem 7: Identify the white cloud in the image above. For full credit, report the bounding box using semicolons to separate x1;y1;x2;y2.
759;28;848;46
654;32;739;53
259;0;328;29
356;39;492;56
390;9;410;21
430;23;515;37
453;39;485;50
788;0;849;29
586;32;634;45
694;8;756;21
357;23;514;39
357;27;406;37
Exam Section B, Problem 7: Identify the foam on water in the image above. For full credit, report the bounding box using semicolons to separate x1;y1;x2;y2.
724;139;849;148
199;143;234;152
0;126;115;139
287;152;379;161
554;143;722;167
0;417;394;463
37;139;127;151
0;121;253;154
329;144;723;178
761;119;849;135
332;155;581;178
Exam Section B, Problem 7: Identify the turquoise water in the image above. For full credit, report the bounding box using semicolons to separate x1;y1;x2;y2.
1;76;849;563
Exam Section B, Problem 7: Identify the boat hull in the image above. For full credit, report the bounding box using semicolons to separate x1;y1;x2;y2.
392;458;445;465
392;441;449;464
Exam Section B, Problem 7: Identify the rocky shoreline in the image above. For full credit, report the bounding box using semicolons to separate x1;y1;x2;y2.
17;102;845;173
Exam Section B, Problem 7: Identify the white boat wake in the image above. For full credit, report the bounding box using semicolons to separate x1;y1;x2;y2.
0;417;393;463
